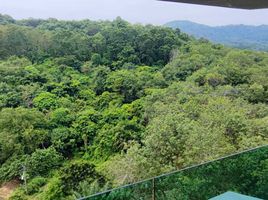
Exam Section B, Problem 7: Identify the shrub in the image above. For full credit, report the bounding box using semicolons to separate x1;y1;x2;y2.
59;160;104;193
26;176;47;195
26;147;63;178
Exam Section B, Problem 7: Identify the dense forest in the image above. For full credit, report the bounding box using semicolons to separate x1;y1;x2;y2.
0;14;267;199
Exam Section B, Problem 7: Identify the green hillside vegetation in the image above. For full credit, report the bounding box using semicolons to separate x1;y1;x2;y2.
165;20;268;51
0;15;267;200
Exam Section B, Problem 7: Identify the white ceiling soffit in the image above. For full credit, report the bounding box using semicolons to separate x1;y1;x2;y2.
160;0;268;9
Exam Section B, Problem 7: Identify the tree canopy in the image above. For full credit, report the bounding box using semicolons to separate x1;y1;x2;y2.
0;15;267;200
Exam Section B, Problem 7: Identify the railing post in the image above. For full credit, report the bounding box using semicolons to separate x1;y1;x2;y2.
152;178;156;200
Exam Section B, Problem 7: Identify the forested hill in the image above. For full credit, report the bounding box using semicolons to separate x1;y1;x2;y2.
165;20;268;51
0;14;268;200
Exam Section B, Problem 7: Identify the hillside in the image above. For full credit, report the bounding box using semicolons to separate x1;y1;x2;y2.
165;20;268;51
0;15;267;200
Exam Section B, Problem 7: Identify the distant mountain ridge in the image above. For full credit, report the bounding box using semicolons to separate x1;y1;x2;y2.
165;20;268;51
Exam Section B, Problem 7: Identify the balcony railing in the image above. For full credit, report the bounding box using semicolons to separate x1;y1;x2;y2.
79;145;268;200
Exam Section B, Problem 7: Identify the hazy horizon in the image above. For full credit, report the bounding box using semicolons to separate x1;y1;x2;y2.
1;0;268;26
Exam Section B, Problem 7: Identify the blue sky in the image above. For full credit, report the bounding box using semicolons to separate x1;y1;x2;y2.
0;0;268;26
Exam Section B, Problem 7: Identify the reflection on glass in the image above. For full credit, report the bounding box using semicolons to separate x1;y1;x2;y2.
81;145;268;200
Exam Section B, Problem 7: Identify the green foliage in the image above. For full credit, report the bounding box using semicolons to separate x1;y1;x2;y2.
59;161;104;193
0;14;15;25
92;66;110;95
0;156;28;183
254;159;268;199
0;16;268;200
50;127;78;156
106;70;142;103
91;53;102;66
33;92;58;110
0;107;48;164
9;189;29;200
39;177;65;200
104;82;268;185
0;17;187;67
72;180;110;199
26;177;47;195
26;147;63;178
54;56;82;71
49;107;73;127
